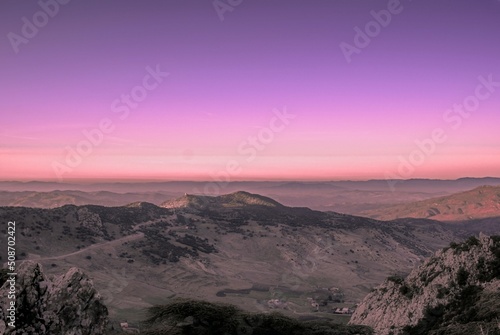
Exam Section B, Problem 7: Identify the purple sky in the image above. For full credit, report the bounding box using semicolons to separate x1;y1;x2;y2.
1;0;499;181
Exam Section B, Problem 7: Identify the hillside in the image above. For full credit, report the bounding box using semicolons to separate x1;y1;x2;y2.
362;186;500;221
0;192;469;325
349;234;500;335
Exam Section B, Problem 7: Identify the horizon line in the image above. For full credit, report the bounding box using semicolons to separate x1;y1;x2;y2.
1;176;500;184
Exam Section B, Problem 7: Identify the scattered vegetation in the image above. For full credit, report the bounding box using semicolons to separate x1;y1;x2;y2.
420;267;441;286
175;234;216;254
402;235;500;335
476;236;500;282
139;298;373;335
448;236;480;254
436;286;450;300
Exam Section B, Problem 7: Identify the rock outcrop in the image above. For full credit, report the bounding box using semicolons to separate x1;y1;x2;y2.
77;207;104;236
349;233;500;335
0;261;108;335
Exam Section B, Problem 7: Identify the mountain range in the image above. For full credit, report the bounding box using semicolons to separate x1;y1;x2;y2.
1;189;497;326
363;185;500;222
2;177;500;215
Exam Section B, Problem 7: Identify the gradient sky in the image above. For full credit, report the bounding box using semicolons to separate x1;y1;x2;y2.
1;0;499;182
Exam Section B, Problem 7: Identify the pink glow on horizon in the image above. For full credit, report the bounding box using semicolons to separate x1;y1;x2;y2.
1;1;500;182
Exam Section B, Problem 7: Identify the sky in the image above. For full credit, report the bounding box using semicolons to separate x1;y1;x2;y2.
0;0;499;182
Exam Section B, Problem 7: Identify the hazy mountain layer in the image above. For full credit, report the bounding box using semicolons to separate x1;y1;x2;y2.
3;178;500;214
363;186;500;221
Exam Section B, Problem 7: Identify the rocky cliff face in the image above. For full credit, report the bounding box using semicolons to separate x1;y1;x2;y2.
349;233;500;335
0;261;108;335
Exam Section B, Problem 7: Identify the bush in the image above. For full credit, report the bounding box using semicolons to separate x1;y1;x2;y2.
456;268;469;286
388;274;405;285
465;236;480;247
399;285;414;299
436;287;449;299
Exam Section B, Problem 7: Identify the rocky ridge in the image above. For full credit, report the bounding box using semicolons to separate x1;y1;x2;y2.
0;261;108;335
349;233;500;335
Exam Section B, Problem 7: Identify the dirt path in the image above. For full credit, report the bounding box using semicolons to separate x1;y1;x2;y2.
24;232;145;262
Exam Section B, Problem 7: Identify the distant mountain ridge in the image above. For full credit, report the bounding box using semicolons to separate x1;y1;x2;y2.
0;190;176;208
2;178;500;215
2;177;500;193
363;185;500;221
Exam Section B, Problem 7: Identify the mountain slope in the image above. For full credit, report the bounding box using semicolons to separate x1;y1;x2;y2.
349;234;500;335
0;192;471;325
362;186;500;221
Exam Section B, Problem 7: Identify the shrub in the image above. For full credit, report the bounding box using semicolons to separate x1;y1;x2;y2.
388;274;404;285
456;268;470;286
399;285;414;299
450;236;482;254
436;287;449;299
465;236;480;247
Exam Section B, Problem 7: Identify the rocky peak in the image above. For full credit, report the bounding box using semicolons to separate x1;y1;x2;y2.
0;261;108;334
349;234;500;335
